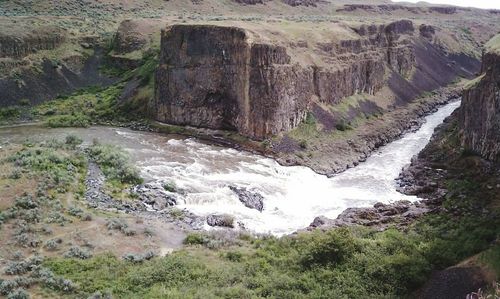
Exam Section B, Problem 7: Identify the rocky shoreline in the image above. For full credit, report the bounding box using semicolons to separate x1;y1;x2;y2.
77;87;465;235
301;89;465;232
83;160;264;232
83;160;207;230
274;86;464;177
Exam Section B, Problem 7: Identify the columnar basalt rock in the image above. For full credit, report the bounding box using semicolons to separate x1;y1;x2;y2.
459;40;500;161
113;20;151;54
0;26;66;58
155;25;251;132
153;21;435;140
155;24;315;139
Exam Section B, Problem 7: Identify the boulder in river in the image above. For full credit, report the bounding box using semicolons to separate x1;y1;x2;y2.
229;186;264;212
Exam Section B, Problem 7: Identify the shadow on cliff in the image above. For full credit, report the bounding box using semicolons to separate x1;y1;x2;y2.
0;47;118;107
389;40;480;106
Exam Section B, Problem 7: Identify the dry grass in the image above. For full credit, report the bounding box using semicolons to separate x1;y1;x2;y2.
0;142;185;293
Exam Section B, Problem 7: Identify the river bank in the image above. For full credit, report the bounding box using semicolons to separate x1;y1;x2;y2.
0;100;462;236
271;85;464;176
0;89;496;297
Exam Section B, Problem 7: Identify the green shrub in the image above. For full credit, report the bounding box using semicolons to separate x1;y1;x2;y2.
88;144;143;185
44;238;62;251
162;181;177;192
183;233;207;246
18;99;31;106
8;168;22;179
335;120;352;131
46;114;91;128
300;228;360;267
106;218;127;231
0;280;18;296
223;251;243;262
64;246;92;260
122;251;156;263
0;107;21;120
168;208;185;220
67;206;84;218
304;112;316;125
7;288;29;299
65;135;83;148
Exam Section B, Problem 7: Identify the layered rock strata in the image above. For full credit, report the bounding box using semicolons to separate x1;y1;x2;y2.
154;21;420;140
459;39;500;161
0;26;66;58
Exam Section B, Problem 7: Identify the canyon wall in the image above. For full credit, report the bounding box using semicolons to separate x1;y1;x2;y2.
0;26;66;58
0;23;116;106
154;21;425;140
459;37;500;161
154;25;312;139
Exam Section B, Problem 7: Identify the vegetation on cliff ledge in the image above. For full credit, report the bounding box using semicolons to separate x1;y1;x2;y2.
485;34;500;55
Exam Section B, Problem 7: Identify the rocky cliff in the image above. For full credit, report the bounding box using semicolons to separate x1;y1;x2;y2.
0;19;117;107
459;35;500;161
0;26;66;58
155;24;314;139
154;20;478;140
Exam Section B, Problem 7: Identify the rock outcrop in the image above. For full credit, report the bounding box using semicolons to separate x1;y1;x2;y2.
338;4;459;14
113;20;152;54
206;214;234;228
229;186;264;211
459;35;500;161
0;48;116;106
233;0;266;4
0;26;66;58
282;0;323;7
155;24;312;139
133;182;177;210
309;200;429;231
108;19;164;70
428;6;457;14
154;21;421;140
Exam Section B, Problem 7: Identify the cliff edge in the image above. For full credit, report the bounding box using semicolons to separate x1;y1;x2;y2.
154;21;479;141
459;34;500;161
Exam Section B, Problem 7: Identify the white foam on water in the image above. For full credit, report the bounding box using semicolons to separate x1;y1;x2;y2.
0;101;460;236
129;101;460;235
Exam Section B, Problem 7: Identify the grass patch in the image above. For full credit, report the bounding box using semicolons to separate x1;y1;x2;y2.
288;113;319;142
481;245;500;276
37;84;128;126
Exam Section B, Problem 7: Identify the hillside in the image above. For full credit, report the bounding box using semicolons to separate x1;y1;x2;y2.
1;0;499;174
0;1;499;298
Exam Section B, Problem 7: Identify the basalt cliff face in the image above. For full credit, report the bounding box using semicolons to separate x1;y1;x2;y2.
459;38;500;161
0;22;116;106
0;26;66;58
155;24;312;139
154;20;478;140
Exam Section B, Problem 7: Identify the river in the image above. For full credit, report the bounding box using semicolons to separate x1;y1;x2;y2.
0;101;460;235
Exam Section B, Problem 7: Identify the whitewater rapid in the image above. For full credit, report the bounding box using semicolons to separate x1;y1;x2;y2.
124;101;461;235
0;101;460;235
